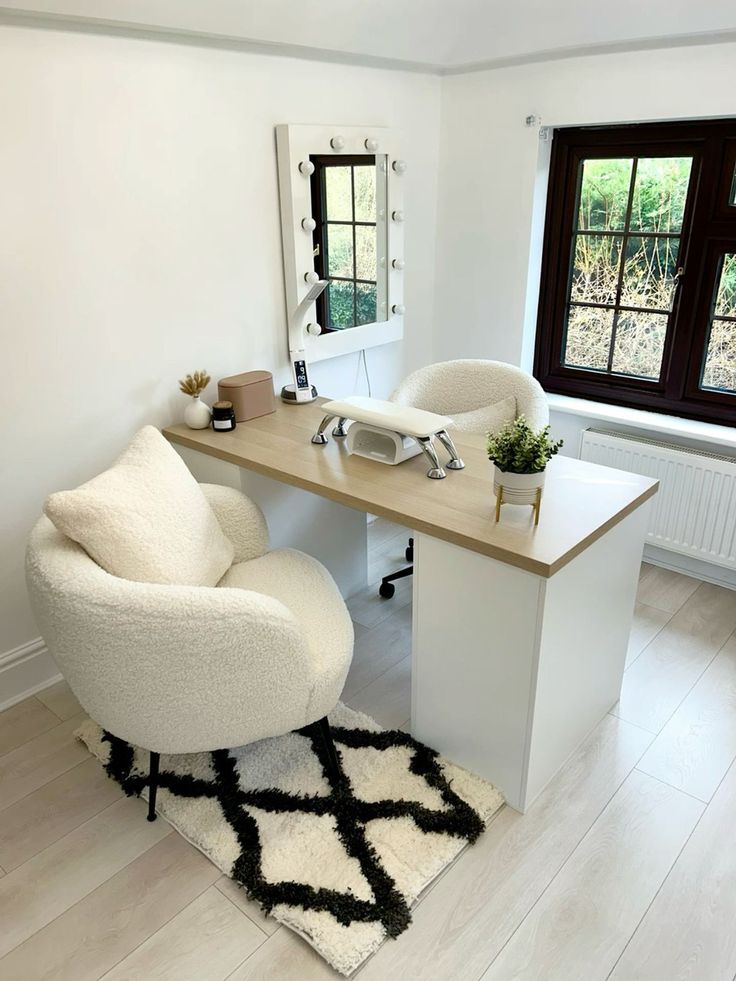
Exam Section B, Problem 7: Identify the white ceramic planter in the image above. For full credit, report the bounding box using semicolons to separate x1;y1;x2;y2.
184;395;212;430
493;465;546;505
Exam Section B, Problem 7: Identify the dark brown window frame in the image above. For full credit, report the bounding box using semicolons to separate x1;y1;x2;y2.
309;154;377;333
533;120;736;427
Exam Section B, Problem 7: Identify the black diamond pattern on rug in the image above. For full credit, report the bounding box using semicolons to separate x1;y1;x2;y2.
100;722;486;940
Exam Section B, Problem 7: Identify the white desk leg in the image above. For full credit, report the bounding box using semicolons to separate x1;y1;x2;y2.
411;502;650;811
173;446;368;599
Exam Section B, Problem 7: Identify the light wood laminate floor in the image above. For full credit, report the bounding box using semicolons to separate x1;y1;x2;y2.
2;520;736;980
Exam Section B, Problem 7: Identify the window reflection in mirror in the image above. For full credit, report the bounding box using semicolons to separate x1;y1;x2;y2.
309;155;388;332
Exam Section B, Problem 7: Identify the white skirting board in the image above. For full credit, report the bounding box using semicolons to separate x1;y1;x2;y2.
643;543;736;591
0;638;61;712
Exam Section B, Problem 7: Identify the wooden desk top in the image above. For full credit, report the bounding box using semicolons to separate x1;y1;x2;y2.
163;398;658;578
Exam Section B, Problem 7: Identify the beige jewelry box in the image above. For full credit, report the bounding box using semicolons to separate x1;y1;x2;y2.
218;370;275;422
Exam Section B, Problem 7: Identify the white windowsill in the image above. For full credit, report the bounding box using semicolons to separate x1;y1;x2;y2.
547;393;736;452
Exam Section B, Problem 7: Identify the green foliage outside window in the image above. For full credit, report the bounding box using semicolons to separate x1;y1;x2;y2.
566;156;693;380
322;163;378;330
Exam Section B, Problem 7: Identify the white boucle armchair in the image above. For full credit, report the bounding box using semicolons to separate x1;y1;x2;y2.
379;359;549;599
391;359;549;432
26;483;353;820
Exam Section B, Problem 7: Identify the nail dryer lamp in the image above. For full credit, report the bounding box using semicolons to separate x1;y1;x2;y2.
280;279;328;404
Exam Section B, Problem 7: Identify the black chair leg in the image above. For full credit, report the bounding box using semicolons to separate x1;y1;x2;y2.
147;751;160;822
317;717;344;788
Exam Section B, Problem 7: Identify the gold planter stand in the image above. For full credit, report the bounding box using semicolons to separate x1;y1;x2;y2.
495;485;542;525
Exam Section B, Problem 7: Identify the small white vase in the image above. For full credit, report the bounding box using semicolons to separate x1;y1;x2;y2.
184;395;212;430
493;465;546;505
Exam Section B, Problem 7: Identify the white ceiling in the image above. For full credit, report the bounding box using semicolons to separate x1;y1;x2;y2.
1;0;735;71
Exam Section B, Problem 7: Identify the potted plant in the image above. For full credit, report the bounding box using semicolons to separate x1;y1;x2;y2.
179;370;212;430
486;416;563;520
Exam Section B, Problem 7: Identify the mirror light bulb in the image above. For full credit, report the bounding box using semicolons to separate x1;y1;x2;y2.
301;217;316;232
365;138;379;152
392;210;405;223
306;322;321;336
392;159;407;174
330;136;345;151
304;271;320;285
299;160;315;176
392;258;405;270
392;304;405;315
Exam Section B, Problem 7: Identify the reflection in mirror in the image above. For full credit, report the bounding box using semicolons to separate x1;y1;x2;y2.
309;155;388;332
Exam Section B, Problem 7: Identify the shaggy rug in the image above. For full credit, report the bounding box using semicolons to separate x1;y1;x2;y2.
76;703;503;976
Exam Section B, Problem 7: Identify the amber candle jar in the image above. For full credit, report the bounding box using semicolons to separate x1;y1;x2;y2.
211;400;236;432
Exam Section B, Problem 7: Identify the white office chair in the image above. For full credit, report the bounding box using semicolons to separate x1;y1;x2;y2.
26;483;354;820
378;359;549;597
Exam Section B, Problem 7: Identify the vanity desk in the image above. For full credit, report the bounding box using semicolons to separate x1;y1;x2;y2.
164;400;657;812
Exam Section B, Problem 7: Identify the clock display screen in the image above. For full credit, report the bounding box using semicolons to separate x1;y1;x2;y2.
294;360;309;389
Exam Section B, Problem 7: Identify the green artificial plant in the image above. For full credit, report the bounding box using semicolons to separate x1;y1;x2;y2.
486;416;564;475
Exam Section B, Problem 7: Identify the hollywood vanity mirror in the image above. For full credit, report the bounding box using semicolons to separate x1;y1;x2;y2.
276;125;405;366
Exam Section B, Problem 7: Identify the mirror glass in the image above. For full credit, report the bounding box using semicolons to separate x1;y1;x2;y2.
309;154;388;333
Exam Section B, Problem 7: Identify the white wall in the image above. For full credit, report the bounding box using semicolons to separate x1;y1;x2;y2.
433;42;736;370
0;24;441;660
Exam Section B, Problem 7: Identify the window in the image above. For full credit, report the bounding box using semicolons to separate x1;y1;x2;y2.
534;121;736;425
310;155;379;332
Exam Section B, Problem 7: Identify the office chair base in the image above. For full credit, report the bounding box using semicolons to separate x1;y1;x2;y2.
379;563;414;599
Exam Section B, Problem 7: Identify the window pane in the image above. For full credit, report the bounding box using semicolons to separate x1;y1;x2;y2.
356;283;377;325
630;157;693;233
702;254;736;394
577;158;633;231
355;225;377;281
327;281;355;329
354;166;376;221
325;167;352;221
326;224;353;279
611;311;668;379
570;234;622;306
701;320;736;393
563;305;615;371
620;236;679;310
714;253;736;318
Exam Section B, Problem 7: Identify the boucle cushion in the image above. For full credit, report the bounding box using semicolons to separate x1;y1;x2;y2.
448;395;517;435
44;426;234;587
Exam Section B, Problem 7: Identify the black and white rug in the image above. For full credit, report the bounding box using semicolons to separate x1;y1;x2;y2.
76;703;503;976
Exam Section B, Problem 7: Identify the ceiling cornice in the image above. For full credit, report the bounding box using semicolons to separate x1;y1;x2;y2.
2;7;736;78
439;26;736;76
0;7;444;74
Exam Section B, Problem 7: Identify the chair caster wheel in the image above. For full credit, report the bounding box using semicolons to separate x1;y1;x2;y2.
379;581;396;599
405;546;414;562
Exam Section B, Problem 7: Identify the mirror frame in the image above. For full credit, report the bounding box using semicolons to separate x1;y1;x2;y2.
276;124;404;363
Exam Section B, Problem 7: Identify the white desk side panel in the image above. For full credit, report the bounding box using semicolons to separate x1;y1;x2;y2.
174;444;368;600
525;502;650;806
411;532;544;808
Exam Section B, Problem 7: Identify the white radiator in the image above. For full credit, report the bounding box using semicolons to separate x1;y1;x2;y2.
580;428;736;570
